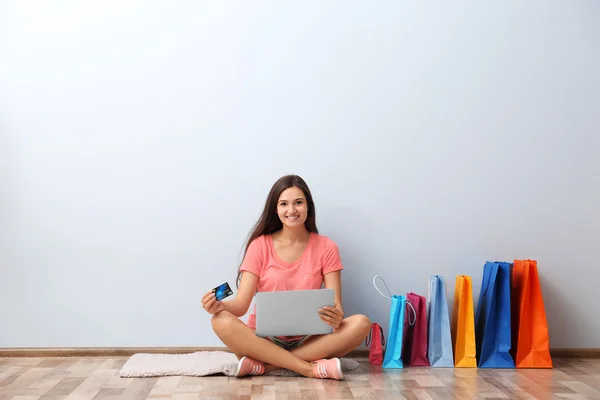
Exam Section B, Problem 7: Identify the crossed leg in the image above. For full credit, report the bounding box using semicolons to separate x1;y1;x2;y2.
211;311;371;378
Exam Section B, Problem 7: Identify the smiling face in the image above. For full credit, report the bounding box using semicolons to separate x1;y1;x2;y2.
276;186;309;230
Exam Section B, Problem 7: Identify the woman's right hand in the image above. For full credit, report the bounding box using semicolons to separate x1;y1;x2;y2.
201;291;225;315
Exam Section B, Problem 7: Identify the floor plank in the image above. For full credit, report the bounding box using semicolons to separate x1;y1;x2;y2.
1;357;600;399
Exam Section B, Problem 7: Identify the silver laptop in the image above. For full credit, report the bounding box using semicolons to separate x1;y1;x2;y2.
255;288;335;337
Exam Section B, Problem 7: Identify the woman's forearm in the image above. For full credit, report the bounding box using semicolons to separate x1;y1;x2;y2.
221;298;248;317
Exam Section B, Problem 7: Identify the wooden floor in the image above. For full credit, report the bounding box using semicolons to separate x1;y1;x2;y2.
1;357;600;399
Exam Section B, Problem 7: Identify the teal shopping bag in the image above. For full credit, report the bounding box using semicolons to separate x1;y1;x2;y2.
373;275;408;369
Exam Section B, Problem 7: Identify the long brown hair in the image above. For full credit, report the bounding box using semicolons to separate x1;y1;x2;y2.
236;175;318;287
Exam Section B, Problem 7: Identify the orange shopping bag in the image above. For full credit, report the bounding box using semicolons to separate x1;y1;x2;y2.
511;260;553;368
451;275;477;367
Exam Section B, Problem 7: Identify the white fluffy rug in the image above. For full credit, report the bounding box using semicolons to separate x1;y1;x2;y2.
119;351;360;378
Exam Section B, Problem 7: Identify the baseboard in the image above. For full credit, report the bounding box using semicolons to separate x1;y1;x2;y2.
0;347;598;359
548;348;600;358
0;347;368;358
0;347;226;357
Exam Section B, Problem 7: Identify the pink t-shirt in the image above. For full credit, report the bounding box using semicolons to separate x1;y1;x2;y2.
240;232;344;331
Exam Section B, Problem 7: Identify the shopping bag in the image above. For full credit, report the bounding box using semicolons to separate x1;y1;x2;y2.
403;293;430;366
511;259;553;368
427;275;454;367
365;322;385;365
475;261;515;368
373;275;407;369
451;275;477;367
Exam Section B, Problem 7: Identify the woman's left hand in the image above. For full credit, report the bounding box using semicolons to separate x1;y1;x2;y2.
318;302;344;331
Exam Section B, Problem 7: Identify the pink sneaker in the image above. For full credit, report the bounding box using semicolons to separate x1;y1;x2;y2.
312;358;344;380
235;356;265;377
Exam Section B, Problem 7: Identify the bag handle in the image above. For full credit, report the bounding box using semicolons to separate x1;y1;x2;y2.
365;323;386;347
427;275;435;305
373;275;392;300
406;300;417;326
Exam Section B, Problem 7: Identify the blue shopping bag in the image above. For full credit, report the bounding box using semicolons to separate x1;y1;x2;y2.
427;275;454;367
475;261;515;368
373;275;407;369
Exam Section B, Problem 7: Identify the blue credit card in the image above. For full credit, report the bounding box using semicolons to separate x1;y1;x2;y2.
212;282;233;301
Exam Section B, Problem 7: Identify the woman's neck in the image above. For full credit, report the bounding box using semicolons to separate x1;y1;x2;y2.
275;226;311;243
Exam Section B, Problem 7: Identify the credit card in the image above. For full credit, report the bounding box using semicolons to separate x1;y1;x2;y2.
212;282;233;301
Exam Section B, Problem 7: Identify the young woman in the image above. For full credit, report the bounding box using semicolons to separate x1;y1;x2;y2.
201;175;371;380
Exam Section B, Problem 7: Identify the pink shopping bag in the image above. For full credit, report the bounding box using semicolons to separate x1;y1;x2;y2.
403;293;430;366
365;322;385;365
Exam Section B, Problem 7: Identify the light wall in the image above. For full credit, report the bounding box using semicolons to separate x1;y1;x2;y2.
1;1;599;348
